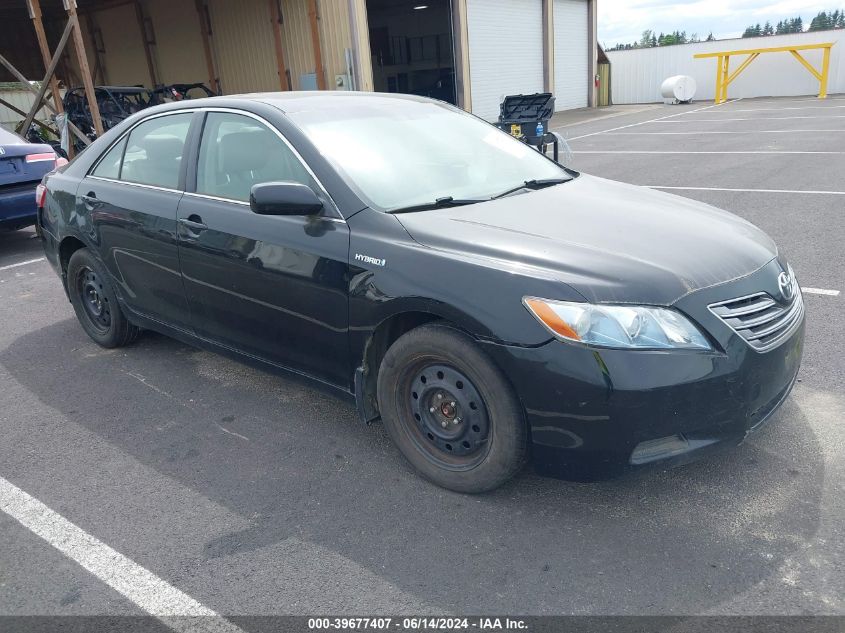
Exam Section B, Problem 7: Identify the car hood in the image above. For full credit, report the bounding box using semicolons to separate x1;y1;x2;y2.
394;173;778;305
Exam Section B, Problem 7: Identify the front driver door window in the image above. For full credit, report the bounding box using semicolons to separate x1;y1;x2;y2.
176;111;350;385
196;112;317;202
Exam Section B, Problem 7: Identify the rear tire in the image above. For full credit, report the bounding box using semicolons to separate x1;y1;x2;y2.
377;323;527;493
67;248;141;348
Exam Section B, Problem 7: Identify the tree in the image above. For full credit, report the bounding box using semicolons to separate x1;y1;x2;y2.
763;21;774;35
639;29;654;47
706;32;715;41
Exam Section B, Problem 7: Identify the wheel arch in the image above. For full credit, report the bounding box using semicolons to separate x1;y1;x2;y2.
58;235;88;296
353;302;498;424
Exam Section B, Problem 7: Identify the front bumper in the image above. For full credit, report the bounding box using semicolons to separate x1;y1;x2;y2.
481;261;805;480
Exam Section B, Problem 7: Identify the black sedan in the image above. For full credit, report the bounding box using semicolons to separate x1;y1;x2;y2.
1;126;63;231
37;93;804;492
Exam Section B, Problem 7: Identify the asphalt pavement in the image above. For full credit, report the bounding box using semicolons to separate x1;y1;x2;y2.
0;95;843;625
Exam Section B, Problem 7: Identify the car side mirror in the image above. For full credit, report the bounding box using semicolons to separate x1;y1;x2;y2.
249;182;323;216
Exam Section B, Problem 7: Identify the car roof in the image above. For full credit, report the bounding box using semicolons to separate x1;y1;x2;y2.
0;126;24;144
209;91;436;114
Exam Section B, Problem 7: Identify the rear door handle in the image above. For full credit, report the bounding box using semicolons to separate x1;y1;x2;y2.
81;191;99;209
178;214;208;231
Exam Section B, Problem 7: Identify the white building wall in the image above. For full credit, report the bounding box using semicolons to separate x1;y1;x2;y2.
607;30;845;104
553;0;589;111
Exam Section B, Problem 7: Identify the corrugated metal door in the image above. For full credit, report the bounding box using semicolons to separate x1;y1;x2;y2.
553;0;588;110
96;4;150;86
147;0;208;86
466;0;544;121
208;0;279;94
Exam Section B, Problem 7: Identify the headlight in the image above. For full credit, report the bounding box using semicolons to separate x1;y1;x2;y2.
523;297;712;350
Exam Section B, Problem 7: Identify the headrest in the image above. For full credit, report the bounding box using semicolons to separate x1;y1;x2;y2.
220;131;271;173
141;135;184;162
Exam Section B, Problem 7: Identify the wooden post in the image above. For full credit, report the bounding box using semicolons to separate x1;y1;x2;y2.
135;0;158;86
268;0;290;90
307;0;326;90
27;0;64;114
20;18;74;134
0;97;55;136
195;0;218;93
0;52;90;146
66;0;103;136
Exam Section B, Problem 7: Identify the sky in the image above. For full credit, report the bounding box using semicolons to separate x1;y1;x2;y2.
598;0;839;47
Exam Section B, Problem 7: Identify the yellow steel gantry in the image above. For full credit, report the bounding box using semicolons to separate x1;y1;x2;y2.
695;42;836;104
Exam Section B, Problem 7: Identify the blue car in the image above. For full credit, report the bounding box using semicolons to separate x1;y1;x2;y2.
1;126;62;231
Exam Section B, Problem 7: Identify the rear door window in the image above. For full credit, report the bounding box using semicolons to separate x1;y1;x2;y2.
91;136;127;180
119;113;193;190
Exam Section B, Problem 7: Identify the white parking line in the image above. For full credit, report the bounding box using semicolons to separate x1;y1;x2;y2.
649;186;845;195
564;98;743;141
655;115;845;122
802;287;841;296
605;130;845;135
575;150;845;155
0;257;45;271
0;476;245;633
709;104;845;113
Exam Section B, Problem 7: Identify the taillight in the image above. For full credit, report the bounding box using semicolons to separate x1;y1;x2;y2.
26;152;57;163
35;183;47;208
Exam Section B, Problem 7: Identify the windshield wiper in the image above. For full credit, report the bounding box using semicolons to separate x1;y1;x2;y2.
491;177;571;200
386;196;486;214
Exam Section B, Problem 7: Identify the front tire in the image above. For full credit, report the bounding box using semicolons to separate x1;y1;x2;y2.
67;248;140;348
377;324;527;493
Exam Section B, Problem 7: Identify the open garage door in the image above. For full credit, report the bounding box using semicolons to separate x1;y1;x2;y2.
367;0;457;105
553;0;588;111
467;0;544;121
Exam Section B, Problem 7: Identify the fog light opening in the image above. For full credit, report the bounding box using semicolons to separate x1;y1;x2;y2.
630;434;690;465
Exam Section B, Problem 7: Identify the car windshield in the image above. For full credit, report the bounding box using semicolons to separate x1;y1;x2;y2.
286;98;571;211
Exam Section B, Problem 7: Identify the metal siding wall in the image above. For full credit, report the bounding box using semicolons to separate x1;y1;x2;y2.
608;30;845;104
553;0;588;110
281;0;314;90
209;0;279;94
467;0;544;120
147;0;208;86
96;4;150;86
0;89;61;130
319;0;352;88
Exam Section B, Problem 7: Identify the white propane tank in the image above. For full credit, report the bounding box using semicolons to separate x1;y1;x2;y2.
660;75;697;103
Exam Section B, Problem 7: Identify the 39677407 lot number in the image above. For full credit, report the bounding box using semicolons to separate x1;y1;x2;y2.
308;618;474;630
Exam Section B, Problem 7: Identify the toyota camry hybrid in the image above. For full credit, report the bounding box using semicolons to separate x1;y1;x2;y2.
37;92;804;493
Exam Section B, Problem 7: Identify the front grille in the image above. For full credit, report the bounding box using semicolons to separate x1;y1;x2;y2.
709;291;804;352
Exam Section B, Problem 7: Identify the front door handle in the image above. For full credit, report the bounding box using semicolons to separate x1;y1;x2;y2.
178;214;208;231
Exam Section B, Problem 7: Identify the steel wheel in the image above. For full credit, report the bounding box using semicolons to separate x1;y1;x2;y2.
76;266;112;332
406;363;491;469
378;324;527;492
